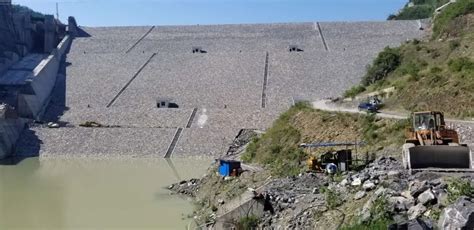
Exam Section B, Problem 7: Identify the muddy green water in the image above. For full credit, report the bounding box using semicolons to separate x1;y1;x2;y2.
0;157;212;229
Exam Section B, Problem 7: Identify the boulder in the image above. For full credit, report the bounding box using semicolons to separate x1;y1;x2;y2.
408;203;427;220
351;178;363;186
389;196;411;212
410;180;429;197
354;191;366;200
375;187;386;197
362;181;376;191
402;190;415;201
388;170;400;177
435;191;449;207
417;189;436;205
438;197;474;230
340;178;349;186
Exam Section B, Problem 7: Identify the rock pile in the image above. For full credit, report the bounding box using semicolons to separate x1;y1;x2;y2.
225;129;260;157
168;178;201;197
438;196;474;229
259;173;329;229
169;156;474;229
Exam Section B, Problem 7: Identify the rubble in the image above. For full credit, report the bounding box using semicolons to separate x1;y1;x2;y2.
438;197;474;230
354;191;366;200
417;189;436;205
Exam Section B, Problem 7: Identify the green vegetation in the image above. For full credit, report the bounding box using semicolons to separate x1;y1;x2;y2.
242;103;410;177
447;178;474;203
347;0;474;119
236;215;259;230
11;4;45;19
447;57;474;72
241;102;308;176
344;85;366;98
362;47;401;86
432;0;474;38
341;196;393;229
340;218;393;230
388;0;450;20
320;187;343;209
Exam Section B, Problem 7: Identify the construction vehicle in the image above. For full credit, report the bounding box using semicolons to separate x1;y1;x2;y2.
300;142;361;172
402;111;472;170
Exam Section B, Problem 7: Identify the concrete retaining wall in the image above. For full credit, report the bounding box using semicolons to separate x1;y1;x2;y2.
0;34;71;159
18;35;71;119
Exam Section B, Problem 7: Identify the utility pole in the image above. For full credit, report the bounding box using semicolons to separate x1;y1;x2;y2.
56;2;59;20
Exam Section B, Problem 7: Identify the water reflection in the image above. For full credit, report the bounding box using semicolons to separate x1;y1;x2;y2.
0;157;211;229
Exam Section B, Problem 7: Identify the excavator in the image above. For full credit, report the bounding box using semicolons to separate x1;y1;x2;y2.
402;111;472;170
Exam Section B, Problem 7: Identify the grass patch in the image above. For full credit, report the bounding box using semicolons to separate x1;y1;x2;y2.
344;85;366;98
320;187;343;209
243;103;410;176
447;178;474;203
235;215;259;230
241;102;309;176
342;196;393;229
448;57;474;72
340;218;393;230
433;0;474;38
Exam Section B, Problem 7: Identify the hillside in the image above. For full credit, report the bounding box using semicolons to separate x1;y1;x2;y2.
388;0;450;20
241;103;407;176
347;0;474;119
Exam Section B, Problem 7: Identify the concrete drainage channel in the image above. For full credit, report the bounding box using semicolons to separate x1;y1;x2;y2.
315;22;329;51
164;128;183;158
106;52;157;108
164;108;198;158
261;52;269;109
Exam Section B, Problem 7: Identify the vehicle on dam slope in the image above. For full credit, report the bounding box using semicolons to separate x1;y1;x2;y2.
402;111;472;171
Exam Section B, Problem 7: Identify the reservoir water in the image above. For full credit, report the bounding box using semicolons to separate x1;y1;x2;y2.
0;157;211;229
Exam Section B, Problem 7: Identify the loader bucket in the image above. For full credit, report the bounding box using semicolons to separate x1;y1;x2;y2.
407;145;471;169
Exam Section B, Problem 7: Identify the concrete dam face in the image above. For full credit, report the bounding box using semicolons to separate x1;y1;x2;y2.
14;21;425;158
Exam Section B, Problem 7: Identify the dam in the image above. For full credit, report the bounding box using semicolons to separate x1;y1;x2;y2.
9;21;424;159
0;2;426;226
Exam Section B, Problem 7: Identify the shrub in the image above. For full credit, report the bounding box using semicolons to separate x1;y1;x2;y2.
449;40;461;51
341;218;393;230
447;57;474;72
447;178;474;203
362;47;401;86
343;85;366;98
399;61;421;77
430;66;443;74
320;187;342;209
236;215;259;230
395;5;435;20
361;114;380;144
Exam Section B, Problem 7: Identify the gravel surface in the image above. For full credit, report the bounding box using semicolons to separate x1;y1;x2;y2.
16;21;425;158
130;23;323;54
320;21;424;53
16;126;176;158
112;52;264;110
69;26;152;54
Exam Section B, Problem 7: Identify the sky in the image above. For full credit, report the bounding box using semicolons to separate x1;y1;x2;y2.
13;0;408;27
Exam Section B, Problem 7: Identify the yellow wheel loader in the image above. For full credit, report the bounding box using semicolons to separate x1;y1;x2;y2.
402;111;472;170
